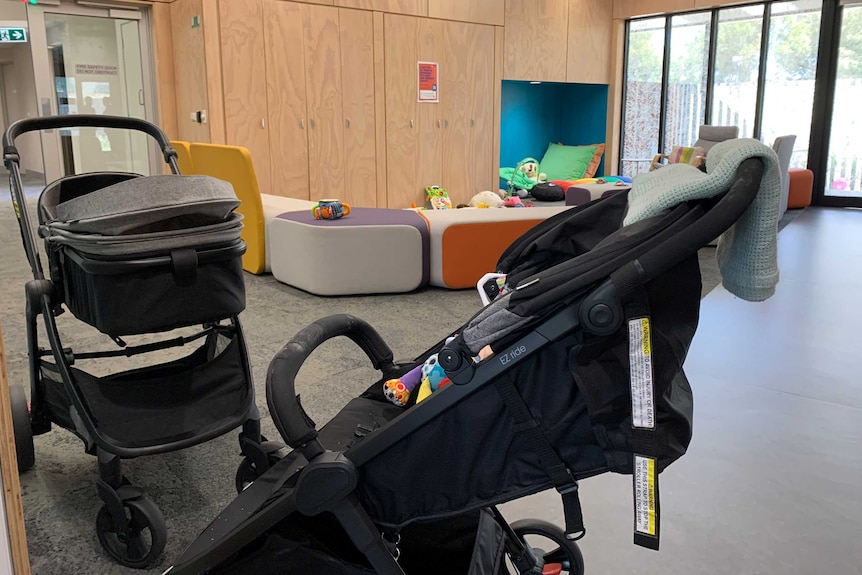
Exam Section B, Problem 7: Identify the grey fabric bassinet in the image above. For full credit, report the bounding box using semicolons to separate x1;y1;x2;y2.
38;173;247;335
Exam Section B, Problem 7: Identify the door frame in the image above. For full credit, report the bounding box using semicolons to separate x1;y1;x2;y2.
25;0;159;182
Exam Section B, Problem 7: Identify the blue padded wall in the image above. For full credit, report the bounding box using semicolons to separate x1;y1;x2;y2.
500;81;609;182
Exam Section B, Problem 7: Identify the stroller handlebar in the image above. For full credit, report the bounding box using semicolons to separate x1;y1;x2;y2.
266;314;397;452
3;115;178;165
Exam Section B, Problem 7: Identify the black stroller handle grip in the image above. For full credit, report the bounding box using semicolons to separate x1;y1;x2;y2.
267;315;397;451
3;115;177;163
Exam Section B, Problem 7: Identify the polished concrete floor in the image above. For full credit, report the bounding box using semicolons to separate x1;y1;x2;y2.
502;207;862;573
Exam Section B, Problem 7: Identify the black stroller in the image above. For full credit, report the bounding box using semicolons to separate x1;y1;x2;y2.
3;116;273;568
165;155;770;575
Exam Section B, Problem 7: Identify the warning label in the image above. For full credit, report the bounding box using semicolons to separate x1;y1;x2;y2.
628;317;655;429
634;455;657;537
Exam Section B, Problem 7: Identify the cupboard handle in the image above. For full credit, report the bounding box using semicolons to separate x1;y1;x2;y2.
444;119;449;128
300;119;305;129
345;118;350;129
470;119;475;128
410;119;414;128
261;118;266;129
437;119;441;128
310;119;316;129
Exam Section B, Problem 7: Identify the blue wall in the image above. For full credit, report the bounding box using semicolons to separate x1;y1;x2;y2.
500;81;609;183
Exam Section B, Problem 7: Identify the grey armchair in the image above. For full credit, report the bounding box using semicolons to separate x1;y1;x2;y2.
772;135;797;218
694;125;739;155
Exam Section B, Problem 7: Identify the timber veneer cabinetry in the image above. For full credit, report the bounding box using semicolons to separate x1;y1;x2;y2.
219;0;376;206
384;14;496;208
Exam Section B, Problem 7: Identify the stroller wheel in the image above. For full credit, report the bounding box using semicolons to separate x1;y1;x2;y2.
9;384;35;472
236;455;275;493
510;519;585;575
96;493;167;569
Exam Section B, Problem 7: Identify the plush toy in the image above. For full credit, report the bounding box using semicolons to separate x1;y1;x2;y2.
469;190;505;209
383;364;423;406
425;186;452;210
503;196;524;208
415;354;452;403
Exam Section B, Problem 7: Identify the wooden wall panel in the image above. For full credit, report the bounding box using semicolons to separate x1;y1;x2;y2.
303;4;346;200
170;0;210;143
202;0;225;143
373;12;388;207
493;26;503;192
0;324;30;575
384;14;420;208
567;0;613;84
613;0;693;19
441;21;495;205
339;8;377;207
428;0;504;26
218;0;271;192
503;0;569;82
264;0;310;199
335;0;427;16
151;2;178;140
417;17;443;196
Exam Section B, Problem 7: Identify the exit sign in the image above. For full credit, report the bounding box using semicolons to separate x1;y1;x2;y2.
0;28;27;43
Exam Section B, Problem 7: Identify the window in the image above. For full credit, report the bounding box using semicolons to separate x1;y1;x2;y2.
664;13;711;152
621;17;665;177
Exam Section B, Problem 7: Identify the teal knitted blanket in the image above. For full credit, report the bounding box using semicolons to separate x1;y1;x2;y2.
623;138;781;302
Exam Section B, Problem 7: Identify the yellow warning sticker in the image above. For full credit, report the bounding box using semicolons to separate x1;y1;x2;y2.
628;317;655;429
634;455;657;537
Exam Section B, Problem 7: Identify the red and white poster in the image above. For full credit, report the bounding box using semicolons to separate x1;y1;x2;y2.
418;61;439;103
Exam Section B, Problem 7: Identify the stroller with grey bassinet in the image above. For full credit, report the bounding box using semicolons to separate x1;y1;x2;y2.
3;116;271;569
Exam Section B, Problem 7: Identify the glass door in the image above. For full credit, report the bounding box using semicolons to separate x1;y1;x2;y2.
26;1;157;182
823;1;862;199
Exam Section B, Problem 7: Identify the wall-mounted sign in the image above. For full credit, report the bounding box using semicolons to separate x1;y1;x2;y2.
418;61;438;103
0;28;27;43
75;63;119;76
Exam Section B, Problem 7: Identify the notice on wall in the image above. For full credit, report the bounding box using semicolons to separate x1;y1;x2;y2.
418;61;439;103
75;64;119;76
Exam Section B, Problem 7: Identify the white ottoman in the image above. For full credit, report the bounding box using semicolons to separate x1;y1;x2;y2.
269;208;430;295
260;194;318;272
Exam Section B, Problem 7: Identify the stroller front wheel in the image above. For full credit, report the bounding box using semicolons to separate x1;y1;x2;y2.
510;519;585;575
95;492;167;569
9;384;35;472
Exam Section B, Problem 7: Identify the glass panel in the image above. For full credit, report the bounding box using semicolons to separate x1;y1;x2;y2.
710;5;765;137
826;4;862;196
621;17;666;178
44;13;150;176
663;12;711;153
761;0;822;168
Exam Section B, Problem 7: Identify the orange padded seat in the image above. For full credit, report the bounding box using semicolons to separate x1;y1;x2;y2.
787;168;813;209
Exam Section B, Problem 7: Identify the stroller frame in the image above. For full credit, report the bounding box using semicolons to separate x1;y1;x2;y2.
3;115;275;569
168;159;765;574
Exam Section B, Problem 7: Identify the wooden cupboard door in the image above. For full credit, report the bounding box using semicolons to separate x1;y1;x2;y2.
441;21;495;206
264;0;310;199
384;14;420;208
302;3;346;200
218;0;272;192
428;0;504;26
418;17;443;196
339;8;377;207
503;0;569;82
567;0;613;84
335;0;427;16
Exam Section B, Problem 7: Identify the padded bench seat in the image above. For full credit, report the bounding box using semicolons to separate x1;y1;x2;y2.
270;208;430;296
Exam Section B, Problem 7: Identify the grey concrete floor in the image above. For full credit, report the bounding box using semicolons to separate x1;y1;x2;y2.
502;207;862;574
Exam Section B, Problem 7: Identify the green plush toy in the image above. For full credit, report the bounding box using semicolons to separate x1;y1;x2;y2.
500;157;545;192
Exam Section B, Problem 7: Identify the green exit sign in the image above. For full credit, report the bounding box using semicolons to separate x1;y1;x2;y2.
0;28;27;43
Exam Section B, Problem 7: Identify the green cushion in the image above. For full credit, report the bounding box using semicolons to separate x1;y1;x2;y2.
539;143;599;181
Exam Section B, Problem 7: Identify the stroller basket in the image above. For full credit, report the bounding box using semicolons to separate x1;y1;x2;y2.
39;326;252;450
39;172;247;335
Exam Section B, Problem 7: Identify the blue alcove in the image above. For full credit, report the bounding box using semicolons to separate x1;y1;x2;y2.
500;80;609;185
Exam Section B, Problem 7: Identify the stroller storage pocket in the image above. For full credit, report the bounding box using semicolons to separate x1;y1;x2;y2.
58;241;246;335
40;328;251;449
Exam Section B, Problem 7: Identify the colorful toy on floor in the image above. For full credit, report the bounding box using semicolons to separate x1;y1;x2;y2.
503;196;524;208
312;199;351;220
425;186;452;210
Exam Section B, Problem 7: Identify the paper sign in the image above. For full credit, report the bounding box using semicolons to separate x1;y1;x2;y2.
75;64;119;76
418;61;439;103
